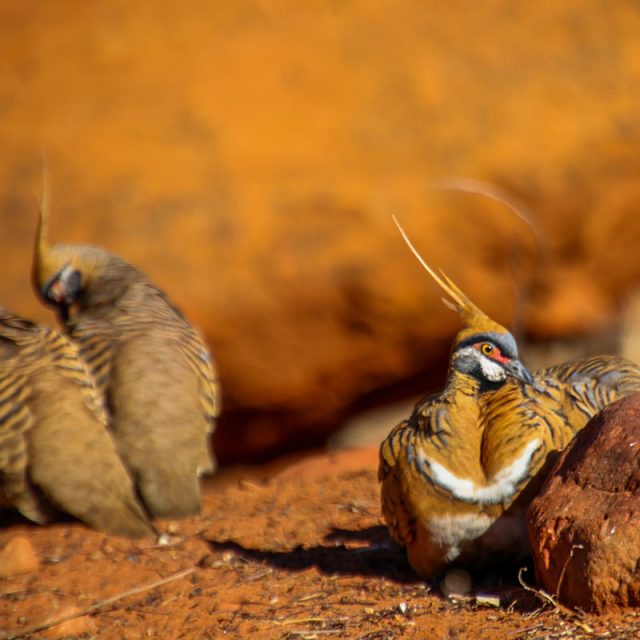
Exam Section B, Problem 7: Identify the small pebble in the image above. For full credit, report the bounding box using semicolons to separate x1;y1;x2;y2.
441;568;472;598
157;533;173;546
0;536;40;578
475;594;501;608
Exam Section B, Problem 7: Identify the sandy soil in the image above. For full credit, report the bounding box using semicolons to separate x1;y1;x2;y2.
1;447;639;640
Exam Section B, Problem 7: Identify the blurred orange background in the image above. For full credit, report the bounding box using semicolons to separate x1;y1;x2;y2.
2;1;640;462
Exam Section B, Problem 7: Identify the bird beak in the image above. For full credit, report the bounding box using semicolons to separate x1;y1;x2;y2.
504;359;534;385
47;263;82;306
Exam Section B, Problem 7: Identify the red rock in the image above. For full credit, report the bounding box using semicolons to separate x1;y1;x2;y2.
2;2;640;464
0;535;40;578
527;393;640;612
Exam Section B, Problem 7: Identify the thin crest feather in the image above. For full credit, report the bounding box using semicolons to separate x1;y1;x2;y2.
32;159;53;288
38;160;50;251
428;176;546;340
428;176;543;253
391;214;489;324
441;298;457;313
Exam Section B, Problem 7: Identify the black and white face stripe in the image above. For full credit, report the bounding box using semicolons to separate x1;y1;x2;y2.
455;331;519;360
454;345;508;384
41;263;84;323
452;331;532;388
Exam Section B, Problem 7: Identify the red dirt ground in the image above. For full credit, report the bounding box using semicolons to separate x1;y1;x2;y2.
1;447;639;639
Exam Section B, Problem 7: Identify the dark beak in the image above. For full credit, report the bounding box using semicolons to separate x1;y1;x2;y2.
43;266;82;322
504;359;534;385
58;303;70;324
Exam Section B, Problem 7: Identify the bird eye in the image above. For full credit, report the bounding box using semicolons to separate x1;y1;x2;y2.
481;343;494;356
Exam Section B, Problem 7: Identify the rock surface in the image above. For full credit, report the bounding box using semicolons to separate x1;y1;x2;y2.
2;2;640;461
527;393;640;612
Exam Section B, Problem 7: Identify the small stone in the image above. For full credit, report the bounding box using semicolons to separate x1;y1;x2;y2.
157;533;172;546
441;568;472;598
475;594;501;608
0;536;40;577
397;601;408;614
41;606;97;638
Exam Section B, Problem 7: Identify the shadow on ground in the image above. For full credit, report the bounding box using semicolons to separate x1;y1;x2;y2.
205;525;421;583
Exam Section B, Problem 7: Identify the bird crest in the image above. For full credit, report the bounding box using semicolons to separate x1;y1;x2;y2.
392;214;510;339
32;165;55;290
31;167;82;296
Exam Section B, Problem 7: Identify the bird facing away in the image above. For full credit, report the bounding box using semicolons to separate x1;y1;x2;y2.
0;309;154;537
31;199;221;519
379;218;640;579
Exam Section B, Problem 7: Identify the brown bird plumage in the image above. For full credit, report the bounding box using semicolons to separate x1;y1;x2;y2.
32;195;220;518
0;309;154;537
379;218;640;578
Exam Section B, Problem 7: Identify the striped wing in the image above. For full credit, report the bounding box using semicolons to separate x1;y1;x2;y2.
0;365;48;522
0;315;155;536
176;323;221;431
69;290;220;432
379;392;454;546
42;326;108;425
66;318;115;400
0;319;52;522
379;393;444;487
0;316;108;522
478;383;554;500
379;415;422;546
482;355;640;500
155;292;220;427
379;393;440;480
539;355;640;428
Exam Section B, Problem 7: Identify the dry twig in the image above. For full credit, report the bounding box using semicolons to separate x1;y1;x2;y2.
517;566;587;622
0;566;194;640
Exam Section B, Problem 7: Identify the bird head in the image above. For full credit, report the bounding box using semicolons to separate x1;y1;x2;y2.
393;215;533;389
31;178;82;322
31;181;132;323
